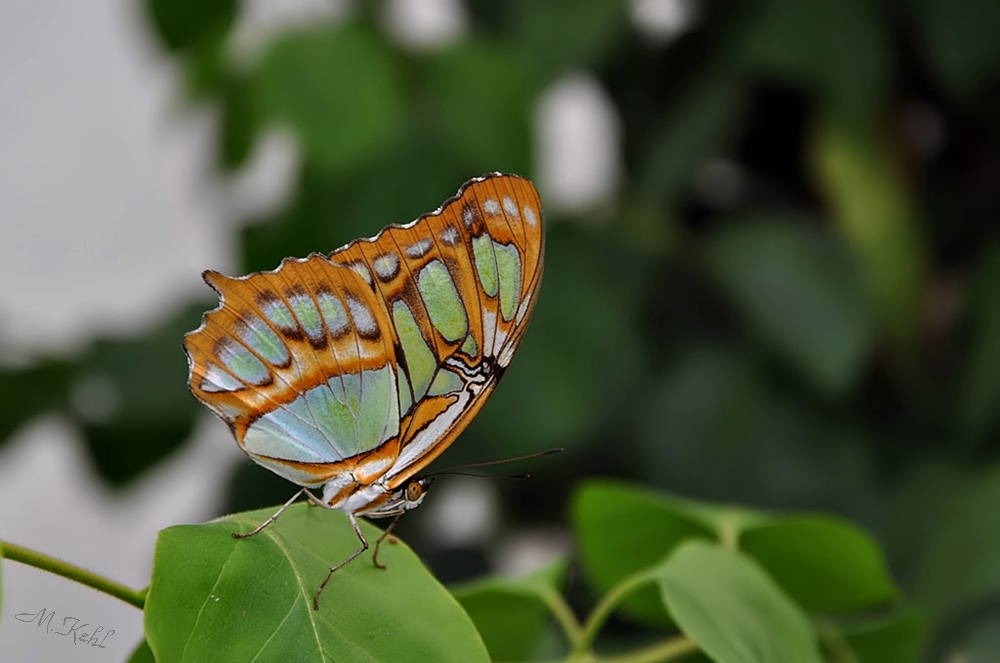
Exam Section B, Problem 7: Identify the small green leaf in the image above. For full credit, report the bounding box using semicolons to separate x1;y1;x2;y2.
740;515;898;612
0;358;75;449
658;541;824;663
841;609;926;663
127;639;156;663
452;560;568;661
573;480;764;625
252;24;403;173
76;303;206;485
811;112;925;362
960;243;1000;442
916;465;1000;627
708;217;875;397
911;0;1000;103
145;0;235;52
145;504;488;662
741;0;889;114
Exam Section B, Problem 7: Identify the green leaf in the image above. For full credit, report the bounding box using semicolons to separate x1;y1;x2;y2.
127;639;156;663
573;480;764;626
658;541;824;663
219;76;261;171
740;515;898;612
811;112;925;362
636;348;879;512
0;358;75;449
916;464;1000;627
145;0;235;52
75;303;206;485
960;242;1000;442
638;69;741;205
452;560;568;661
911;0;1000;103
514;0;628;83
740;0;889;114
841;609;926;663
708;217;875;397
145;504;489;662
252;24;403;173
423;41;532;174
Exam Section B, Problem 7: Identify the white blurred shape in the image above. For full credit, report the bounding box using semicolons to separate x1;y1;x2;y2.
0;0;229;354
423;477;499;547
224;128;300;222
229;0;352;66
630;0;698;45
382;0;468;50
536;73;623;215
69;374;121;425
0;414;243;662
693;158;744;210
492;528;572;577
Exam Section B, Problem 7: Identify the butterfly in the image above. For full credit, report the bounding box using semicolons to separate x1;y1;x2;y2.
183;173;544;608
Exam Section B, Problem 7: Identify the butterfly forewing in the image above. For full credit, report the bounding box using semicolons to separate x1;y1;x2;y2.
184;173;544;500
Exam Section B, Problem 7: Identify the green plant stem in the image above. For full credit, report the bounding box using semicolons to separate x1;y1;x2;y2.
719;516;739;551
816;618;858;663
0;540;146;609
600;635;698;663
570;568;658;659
538;586;585;648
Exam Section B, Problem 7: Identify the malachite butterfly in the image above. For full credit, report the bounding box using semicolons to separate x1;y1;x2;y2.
184;173;544;608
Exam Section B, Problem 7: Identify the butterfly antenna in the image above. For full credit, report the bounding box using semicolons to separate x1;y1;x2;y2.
424;447;563;478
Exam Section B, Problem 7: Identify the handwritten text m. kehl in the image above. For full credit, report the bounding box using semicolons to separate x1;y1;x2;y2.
14;607;115;648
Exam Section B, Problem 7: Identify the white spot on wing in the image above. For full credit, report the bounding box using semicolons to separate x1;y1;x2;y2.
463;205;476;227
373;253;399;281
483;198;500;216
524;206;538;227
440;226;459;246
201;364;241;393
492;325;509;357
503;196;519;217
346;297;378;336
347;262;373;285
515;291;533;324
482;309;497;357
406;239;432;258
387;390;473;483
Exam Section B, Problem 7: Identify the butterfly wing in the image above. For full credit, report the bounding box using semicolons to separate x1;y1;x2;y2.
328;173;545;488
184;173;544;497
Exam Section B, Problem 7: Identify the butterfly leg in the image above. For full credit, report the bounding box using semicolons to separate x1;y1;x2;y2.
233;488;309;539
314;513;368;610
372;513;404;570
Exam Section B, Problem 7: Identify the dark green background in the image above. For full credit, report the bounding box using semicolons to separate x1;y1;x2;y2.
4;0;999;659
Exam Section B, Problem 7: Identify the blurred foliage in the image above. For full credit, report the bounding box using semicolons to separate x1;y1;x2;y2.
2;0;999;659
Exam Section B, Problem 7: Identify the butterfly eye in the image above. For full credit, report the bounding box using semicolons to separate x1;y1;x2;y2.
405;481;424;502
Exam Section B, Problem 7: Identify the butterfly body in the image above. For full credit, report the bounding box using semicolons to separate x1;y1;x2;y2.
184;173;544;527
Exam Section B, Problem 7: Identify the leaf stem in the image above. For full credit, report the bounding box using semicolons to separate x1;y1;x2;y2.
599;635;698;663
570;567;658;659
537;585;585;648
0;540;146;609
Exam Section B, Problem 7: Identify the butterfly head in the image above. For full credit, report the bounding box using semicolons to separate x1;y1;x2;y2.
361;477;435;518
